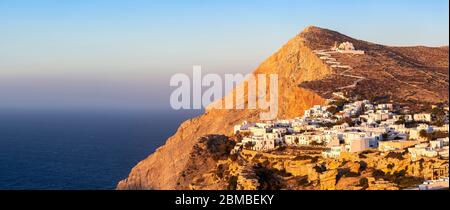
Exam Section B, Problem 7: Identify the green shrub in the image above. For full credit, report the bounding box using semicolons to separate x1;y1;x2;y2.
387;163;395;170
227;176;238;190
385;152;405;160
372;169;385;178
297;176;310;186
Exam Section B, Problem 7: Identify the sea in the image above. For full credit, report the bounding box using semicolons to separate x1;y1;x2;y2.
0;109;202;190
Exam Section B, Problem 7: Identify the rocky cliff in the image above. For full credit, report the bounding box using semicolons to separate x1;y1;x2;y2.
117;26;331;190
117;26;449;190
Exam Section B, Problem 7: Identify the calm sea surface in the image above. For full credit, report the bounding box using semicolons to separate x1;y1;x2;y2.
0;109;202;190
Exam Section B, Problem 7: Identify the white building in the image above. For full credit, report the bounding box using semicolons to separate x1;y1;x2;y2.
393;115;413;122
326;136;341;148
414;113;432;122
377;104;394;111
304;105;332;119
345;138;370;153
419;178;449;190
284;134;300;146
408;144;439;160
322;146;343;158
430;139;444;149
434;124;449;133
379;140;420;152
409;124;434;140
331;41;365;55
242;135;277;151
234;121;255;134
272;127;287;135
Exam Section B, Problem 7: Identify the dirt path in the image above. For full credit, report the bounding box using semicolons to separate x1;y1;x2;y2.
314;50;367;90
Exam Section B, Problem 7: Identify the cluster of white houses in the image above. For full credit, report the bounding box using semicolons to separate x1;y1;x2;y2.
233;99;449;161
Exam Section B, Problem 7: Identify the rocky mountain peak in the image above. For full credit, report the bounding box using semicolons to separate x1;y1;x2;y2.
117;26;448;190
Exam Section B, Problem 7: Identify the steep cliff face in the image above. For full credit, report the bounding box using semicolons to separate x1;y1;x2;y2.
117;26;331;190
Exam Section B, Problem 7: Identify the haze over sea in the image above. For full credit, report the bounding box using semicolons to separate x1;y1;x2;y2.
0;109;202;189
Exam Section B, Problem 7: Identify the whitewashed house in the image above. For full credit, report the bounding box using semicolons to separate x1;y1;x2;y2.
414;113;432;122
377;104;394;111
322;146;344;158
430;139;444;149
234;121;255;134
408;144;439;160
284;134;300;146
345;138;370;153
331;41;365;55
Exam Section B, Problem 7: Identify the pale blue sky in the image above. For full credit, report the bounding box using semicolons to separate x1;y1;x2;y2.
0;0;448;110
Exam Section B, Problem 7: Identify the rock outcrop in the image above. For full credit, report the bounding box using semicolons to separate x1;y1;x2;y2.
284;160;319;182
319;169;338;190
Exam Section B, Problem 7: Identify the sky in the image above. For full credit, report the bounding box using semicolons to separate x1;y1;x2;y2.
0;0;448;111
